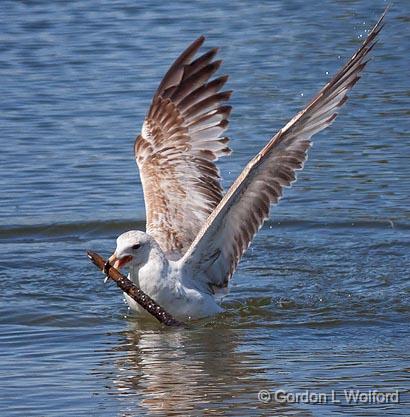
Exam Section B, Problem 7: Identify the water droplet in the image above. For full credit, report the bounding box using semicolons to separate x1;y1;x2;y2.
325;71;329;75
300;92;304;97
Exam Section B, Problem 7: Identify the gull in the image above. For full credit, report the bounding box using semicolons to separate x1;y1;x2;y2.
106;10;386;320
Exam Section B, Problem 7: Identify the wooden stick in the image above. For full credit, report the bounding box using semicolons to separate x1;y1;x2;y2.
87;250;184;327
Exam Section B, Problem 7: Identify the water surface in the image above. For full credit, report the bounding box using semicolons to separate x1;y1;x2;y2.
1;0;409;415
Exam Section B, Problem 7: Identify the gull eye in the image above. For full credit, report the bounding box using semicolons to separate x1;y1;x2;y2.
132;243;141;250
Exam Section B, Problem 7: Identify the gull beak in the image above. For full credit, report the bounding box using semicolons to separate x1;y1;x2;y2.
103;253;133;284
109;253;133;270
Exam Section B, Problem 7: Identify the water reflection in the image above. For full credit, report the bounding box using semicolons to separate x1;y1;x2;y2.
103;319;309;416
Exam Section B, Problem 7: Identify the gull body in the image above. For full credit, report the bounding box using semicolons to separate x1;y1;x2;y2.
106;9;387;321
111;231;222;320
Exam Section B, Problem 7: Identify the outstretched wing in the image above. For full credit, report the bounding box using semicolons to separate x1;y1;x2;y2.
135;36;232;259
180;9;387;288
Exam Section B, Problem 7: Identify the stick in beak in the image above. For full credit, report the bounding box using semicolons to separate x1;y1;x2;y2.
103;254;119;283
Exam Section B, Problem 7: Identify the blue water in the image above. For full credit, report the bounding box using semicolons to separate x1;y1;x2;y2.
0;0;409;416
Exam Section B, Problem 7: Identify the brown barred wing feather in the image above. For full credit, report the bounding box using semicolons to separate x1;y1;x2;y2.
135;36;232;259
181;9;387;287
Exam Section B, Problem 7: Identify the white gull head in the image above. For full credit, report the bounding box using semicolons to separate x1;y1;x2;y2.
109;230;161;271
